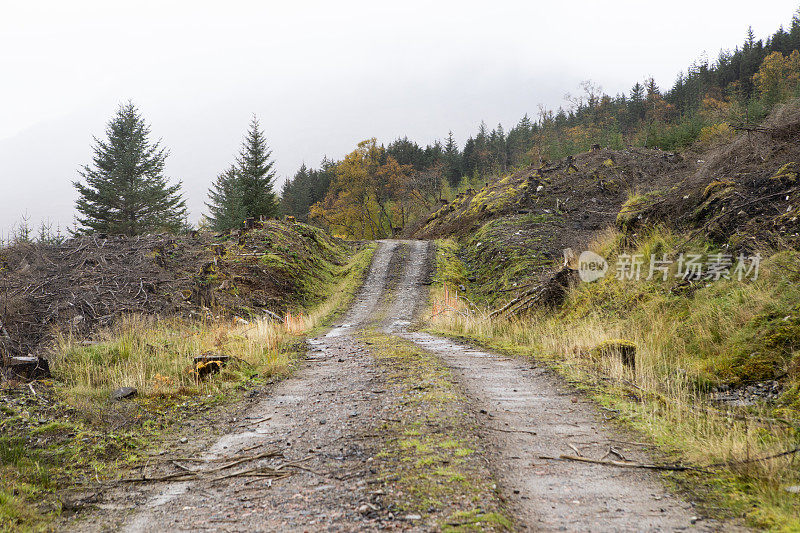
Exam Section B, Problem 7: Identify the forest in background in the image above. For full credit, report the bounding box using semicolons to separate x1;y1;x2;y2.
282;10;800;238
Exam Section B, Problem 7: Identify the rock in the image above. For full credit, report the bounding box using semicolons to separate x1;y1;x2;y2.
403;514;422;521
784;485;800;494
179;437;188;444
111;387;137;401
59;491;99;512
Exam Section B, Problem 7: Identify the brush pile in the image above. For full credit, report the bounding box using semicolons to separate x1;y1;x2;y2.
0;221;349;380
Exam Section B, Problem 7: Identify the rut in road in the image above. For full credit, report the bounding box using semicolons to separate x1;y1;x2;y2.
75;239;725;532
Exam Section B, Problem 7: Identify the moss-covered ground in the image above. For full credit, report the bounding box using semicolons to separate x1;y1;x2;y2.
362;331;512;532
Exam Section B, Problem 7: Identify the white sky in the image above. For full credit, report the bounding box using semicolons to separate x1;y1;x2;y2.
1;1;798;235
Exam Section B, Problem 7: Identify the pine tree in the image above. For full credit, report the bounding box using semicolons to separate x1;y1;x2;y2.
236;116;278;220
745;26;756;50
73;102;187;235
489;123;507;173
205;166;245;231
629;82;646;120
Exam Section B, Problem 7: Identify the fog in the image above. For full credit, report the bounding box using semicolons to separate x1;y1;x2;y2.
1;1;797;235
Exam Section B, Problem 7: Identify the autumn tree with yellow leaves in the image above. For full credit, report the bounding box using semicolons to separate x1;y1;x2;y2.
753;50;800;107
310;139;417;239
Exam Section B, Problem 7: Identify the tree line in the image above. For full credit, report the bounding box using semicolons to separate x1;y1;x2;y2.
67;7;800;239
282;8;800;235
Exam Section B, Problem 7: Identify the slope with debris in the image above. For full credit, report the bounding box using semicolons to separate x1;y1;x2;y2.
413;101;800;302
414;102;800;529
0;221;353;378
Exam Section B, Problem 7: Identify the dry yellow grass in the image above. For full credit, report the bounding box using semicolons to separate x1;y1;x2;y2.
428;234;800;528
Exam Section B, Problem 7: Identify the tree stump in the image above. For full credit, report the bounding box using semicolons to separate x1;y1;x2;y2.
194;354;231;380
5;356;51;381
590;340;636;372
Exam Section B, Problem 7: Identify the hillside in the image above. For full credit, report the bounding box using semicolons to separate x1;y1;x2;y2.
414;101;800;298
0;221;354;377
419;102;800;528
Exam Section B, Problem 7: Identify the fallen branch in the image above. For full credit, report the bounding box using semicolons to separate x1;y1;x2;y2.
163;449;281;463
541;445;800;473
485;426;538;436
540;454;700;472
119;471;198;483
203;451;278;474
210;468;291;482
567;443;582;457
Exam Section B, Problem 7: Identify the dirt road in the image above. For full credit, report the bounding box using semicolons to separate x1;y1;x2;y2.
74;240;720;532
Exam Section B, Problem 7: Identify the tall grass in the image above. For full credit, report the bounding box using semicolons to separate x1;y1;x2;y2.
55;315;290;398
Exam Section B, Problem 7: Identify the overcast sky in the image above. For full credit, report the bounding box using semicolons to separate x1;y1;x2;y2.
1;1;798;236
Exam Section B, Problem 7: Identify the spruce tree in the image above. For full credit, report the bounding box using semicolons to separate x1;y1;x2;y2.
205;166;245;231
205;116;279;230
443;131;461;187
236;116;278;219
73;102;187;235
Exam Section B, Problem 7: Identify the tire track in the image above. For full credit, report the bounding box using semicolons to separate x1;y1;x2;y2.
387;239;728;532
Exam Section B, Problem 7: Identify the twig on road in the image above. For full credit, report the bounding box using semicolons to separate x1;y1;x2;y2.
539;454;701;472
541;446;800;472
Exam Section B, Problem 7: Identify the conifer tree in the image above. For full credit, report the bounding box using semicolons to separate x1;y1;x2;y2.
73;102;187;235
443;131;461;187
205;116;279;230
205;166;245;231
236;116;278;219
